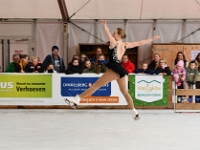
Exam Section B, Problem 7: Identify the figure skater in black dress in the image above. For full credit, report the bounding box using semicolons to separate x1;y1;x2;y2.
65;20;160;120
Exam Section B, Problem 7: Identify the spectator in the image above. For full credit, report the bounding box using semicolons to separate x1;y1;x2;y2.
43;46;65;73
90;47;108;63
134;62;154;75
44;63;57;74
148;53;160;70
121;54;135;73
195;52;200;91
185;60;199;103
65;58;82;74
83;59;94;73
195;52;200;72
155;59;171;75
173;60;186;103
79;53;88;67
19;54;29;73
68;55;79;67
174;51;188;68
5;54;21;73
25;56;44;73
93;54;107;74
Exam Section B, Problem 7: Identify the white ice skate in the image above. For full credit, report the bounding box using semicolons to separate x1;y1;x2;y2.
65;95;81;109
132;109;140;121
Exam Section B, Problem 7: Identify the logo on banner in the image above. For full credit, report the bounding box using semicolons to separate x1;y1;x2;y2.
61;77;111;96
135;75;165;102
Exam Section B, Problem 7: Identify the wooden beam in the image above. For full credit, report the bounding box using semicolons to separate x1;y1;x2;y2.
176;89;200;95
57;0;69;22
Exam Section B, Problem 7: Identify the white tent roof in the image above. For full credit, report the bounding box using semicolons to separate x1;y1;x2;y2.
0;0;200;19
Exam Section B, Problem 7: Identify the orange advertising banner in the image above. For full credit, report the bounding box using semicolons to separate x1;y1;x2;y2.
80;96;119;103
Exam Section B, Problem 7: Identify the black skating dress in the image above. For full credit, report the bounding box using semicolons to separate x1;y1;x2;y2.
106;43;128;78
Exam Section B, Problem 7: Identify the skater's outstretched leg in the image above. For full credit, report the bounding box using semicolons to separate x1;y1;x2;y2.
116;75;139;120
65;69;119;107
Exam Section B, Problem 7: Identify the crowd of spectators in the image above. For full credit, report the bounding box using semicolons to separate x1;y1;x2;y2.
1;46;200;103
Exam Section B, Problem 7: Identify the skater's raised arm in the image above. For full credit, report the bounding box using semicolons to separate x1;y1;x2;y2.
124;36;160;49
101;20;116;48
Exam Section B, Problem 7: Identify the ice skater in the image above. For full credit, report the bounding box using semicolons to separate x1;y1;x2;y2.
65;20;160;120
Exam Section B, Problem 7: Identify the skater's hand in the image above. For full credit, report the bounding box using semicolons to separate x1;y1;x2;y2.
101;20;106;25
152;35;160;40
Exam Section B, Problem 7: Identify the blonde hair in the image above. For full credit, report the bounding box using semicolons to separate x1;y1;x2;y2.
156;58;167;69
31;56;38;61
116;28;126;39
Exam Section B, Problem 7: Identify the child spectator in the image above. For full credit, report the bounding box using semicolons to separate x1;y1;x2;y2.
134;62;154;75
93;54;107;74
5;54;21;73
19;54;29;73
44;63;57;74
25;56;44;73
148;53;160;70
174;51;188;68
65;58;82;74
185;60;199;103
155;59;171;75
173;60;186;103
90;47;108;63
195;52;200;72
121;54;135;73
83;59;94;73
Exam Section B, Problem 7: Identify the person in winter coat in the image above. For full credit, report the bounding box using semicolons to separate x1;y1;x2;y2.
5;54;21;73
83;59;94;73
44;63;57;74
134;62;154;75
185;60;199;103
93;54;108;74
121;54;135;73
148;53;161;70
25;56;44;73
174;51;188;68
65;58;82;74
173;60;186;85
43;46;65;73
155;59;171;75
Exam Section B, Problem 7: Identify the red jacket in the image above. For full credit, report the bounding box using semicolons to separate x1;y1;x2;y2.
121;60;135;73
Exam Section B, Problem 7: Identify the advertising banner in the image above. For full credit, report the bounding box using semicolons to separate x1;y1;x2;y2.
129;74;169;106
53;74;128;105
0;74;52;105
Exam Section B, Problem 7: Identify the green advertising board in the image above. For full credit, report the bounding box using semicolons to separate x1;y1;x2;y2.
0;74;52;98
129;75;169;106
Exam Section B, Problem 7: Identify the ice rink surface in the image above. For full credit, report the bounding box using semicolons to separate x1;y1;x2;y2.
0;109;199;150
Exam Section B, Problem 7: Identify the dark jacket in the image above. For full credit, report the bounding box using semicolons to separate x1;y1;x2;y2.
5;62;21;73
43;54;65;73
93;63;107;74
148;60;158;70
65;64;82;74
25;62;44;73
155;66;171;75
134;68;154;75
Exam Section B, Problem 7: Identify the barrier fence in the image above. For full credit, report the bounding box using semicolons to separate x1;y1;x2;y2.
0;73;178;110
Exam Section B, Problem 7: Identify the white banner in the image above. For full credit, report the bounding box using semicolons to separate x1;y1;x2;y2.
191;50;200;60
52;74;128;105
135;75;165;102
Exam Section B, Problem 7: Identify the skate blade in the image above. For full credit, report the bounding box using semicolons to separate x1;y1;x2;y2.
134;114;140;121
65;99;77;109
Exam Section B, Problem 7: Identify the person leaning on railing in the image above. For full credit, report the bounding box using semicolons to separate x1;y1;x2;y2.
185;60;199;103
5;54;21;73
134;62;154;75
154;59;171;76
